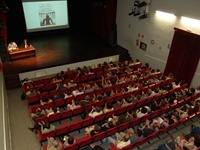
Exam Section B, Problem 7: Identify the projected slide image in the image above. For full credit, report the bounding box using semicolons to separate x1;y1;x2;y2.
22;0;69;32
39;3;56;26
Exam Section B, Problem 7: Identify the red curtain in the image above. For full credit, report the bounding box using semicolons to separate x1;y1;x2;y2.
0;11;7;44
90;0;117;42
164;28;200;86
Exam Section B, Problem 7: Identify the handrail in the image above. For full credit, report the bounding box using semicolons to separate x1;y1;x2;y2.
0;72;12;150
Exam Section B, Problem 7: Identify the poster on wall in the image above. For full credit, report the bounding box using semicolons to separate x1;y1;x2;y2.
140;42;147;51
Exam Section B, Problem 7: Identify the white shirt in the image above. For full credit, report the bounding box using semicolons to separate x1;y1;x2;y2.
89;110;103;118
117;140;131;149
8;42;18;51
72;90;84;97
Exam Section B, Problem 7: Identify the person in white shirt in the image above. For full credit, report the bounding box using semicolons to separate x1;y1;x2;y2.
72;88;84;97
45;107;60;117
8;41;18;51
106;132;131;149
103;103;114;113
176;135;197;150
67;100;81;110
88;106;103;118
136;107;148;118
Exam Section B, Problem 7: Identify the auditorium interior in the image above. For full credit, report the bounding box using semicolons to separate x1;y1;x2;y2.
0;0;200;150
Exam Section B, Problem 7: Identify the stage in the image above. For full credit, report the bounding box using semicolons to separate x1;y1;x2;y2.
2;31;127;89
3;31;120;76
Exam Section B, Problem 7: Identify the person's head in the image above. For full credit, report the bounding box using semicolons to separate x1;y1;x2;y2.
66;91;71;95
85;95;90;101
141;107;147;114
74;100;79;105
196;100;200;105
48;137;54;145
30;88;35;93
108;121;114;128
154;87;160;93
145;63;149;67
188;136;195;142
52;140;59;148
97;94;103;100
52;107;58;113
146;89;152;96
46;14;50;19
106;103;113;109
151;69;155;73
190;88;195;94
60;70;64;75
55;73;60;79
42;97;49;102
136;59;140;62
67;135;74;144
35;109;42;115
78;88;82;92
123;134;130;142
187;107;194;115
96;107;102;113
67;67;71;71
45;122;51;129
94;125;101;132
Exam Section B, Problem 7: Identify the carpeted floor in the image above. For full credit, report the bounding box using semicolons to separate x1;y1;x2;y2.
7;88;41;150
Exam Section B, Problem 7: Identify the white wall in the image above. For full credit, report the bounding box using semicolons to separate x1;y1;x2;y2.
116;0;200;87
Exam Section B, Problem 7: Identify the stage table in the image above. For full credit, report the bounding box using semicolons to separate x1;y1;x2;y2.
8;45;36;61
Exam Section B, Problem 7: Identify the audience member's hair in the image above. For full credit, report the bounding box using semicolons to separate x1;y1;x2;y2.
68;135;74;144
141;107;147;114
106;103;113;109
52;107;58;113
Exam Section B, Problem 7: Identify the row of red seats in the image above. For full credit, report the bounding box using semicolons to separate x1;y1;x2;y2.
110;94;200;150
41;88;200;150
23;62;148;97
29;76;175;125
23;62;143;92
26;71;163;105
37;83;189;144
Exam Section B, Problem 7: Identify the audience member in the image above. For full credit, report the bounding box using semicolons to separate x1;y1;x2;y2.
28;121;55;134
105;132;131;149
85;124;102;136
62;135;76;147
47;137;62;150
139;119;156;137
8;41;18;51
136;107;148;118
72;88;84;97
88;106;103;118
40;96;53;105
103;103;114;113
176;134;197;150
45;107;60;117
26;88;38;97
31;107;45;121
67;99;81;110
